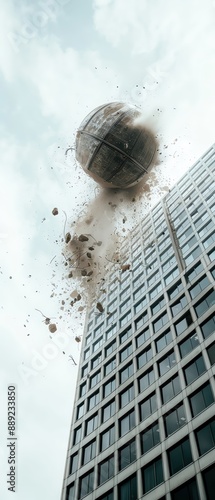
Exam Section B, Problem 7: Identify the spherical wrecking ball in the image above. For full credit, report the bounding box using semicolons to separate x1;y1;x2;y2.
75;102;156;189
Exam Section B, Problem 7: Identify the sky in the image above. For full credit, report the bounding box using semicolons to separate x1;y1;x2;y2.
0;0;215;498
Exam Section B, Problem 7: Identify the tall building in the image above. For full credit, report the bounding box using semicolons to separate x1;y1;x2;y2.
61;144;215;500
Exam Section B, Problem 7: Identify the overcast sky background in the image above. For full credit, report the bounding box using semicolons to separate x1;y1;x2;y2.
1;1;215;499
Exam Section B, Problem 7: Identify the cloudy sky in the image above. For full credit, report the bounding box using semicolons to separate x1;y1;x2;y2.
1;0;215;499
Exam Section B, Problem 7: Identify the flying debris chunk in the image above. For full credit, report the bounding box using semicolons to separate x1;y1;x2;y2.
78;234;89;242
68;271;73;278
49;323;57;333
121;264;131;273
75;336;81;343
96;302;104;313
65;232;71;243
52;207;58;216
45;318;50;325
81;270;87;276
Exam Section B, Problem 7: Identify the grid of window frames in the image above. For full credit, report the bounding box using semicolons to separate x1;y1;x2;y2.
63;148;215;500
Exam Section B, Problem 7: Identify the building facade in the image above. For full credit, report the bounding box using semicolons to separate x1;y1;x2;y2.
61;144;215;500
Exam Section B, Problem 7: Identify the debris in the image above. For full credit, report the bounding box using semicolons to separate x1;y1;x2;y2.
121;264;131;272
44;318;50;325
96;302;104;313
52;207;58;216
49;323;57;333
81;270;87;276
79;234;89;242
87;252;91;258
75;336;81;343
68;271;73;278
65;232;71;244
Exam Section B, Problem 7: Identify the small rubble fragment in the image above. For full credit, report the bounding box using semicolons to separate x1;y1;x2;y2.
79;234;89;242
49;323;57;333
96;302;104;313
52;207;58;216
121;264;130;272
65;232;71;243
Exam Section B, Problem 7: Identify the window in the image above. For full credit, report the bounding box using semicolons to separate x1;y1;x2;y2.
158;350;176;376
171;295;187;315
119;440;136;470
147;269;160;286
103;377;116;398
200;313;215;339
174;311;193;335
97;492;113;500
102;399;115;423
79;382;87;398
171;478;200;500
66;483;75;500
118;474;137;500
84;348;90;360
202;231;215;248
81;364;88;378
202;464;215;500
135;311;148;330
138;369;155;393
120;310;132;327
119;362;134;383
77;403;84;419
189;383;214;416
162;255;176;272
105;340;116;358
107;310;117;325
179;332;199;358
134;296;147;314
168;438;192;475
106;323;117;340
195;418;215;456
98;456;114;484
178;226;193;243
208;343;215;365
161;375;181;403
136;328;150;348
73;425;82;445
88;391;100;411
120;342;133;362
119;325;132;344
164;267;179;285
185;261;204;283
189;275;210;299
69;453;78;475
82;440;96;465
137;347;152;369
184;355;206;385
104;357;116;376
142;457;163;493
198;219;214;238
167;280;183;300
94;323;104;337
151;296;165;315
90;371;101;388
79;470;94;498
140;422;160;454
120;296;131;313
194;290;215;317
184;246;201;265
153;311;168;333
120;384;134;408
119;410;135;437
149;282;162;299
164;404;186;436
181;235;197;255
91;352;102;369
120;286;130;301
208;249;215;261
100;426;115;451
133;284;145;300
139;392;157;421
156;330;172;353
85;414;98;435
